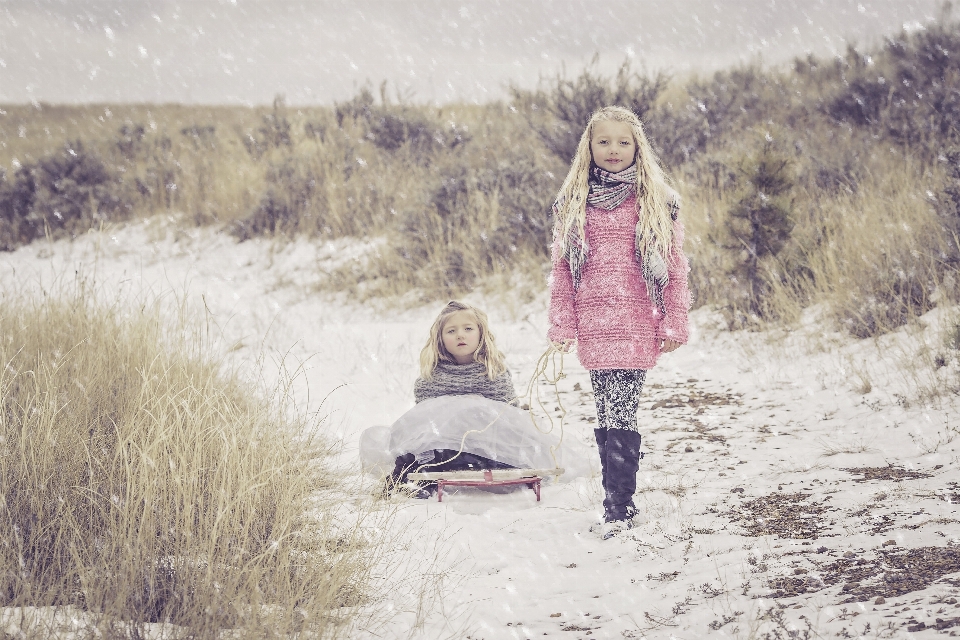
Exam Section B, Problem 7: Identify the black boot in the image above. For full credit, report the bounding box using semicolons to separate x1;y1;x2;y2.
385;453;417;495
596;428;636;517
602;428;641;522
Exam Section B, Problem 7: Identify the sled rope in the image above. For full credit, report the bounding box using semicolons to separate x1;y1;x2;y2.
522;342;569;471
408;409;504;474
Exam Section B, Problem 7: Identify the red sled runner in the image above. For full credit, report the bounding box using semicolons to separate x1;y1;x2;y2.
408;468;563;502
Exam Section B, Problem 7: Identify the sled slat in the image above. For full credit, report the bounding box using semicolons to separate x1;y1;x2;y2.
408;468;563;481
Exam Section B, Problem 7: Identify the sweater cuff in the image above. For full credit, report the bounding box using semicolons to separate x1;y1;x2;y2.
657;319;688;344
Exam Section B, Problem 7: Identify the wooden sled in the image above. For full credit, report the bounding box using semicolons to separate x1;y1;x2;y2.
407;468;564;502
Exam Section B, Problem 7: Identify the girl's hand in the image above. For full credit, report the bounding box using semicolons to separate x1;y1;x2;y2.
660;339;681;353
552;339;577;353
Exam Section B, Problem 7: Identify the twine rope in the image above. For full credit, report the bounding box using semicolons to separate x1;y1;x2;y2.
521;342;569;470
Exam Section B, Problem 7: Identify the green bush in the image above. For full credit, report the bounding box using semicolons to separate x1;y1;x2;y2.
724;144;795;267
651;64;795;168
512;60;669;163
382;141;560;295
244;95;293;158
334;84;464;159
233;158;317;239
937;148;960;266
823;22;960;146
0;141;130;250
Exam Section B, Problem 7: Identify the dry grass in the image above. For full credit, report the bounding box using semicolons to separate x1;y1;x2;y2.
1;100;561;301
3;19;960;343
0;280;384;637
815;436;877;457
0;103;270;225
797;158;949;338
894;307;960;405
680;126;953;334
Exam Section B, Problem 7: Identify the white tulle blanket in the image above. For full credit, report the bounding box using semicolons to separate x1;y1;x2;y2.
359;395;592;481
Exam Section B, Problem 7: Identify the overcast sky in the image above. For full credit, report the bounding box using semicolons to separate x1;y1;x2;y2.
0;0;948;105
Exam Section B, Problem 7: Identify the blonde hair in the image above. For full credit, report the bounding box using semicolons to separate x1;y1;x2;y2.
554;106;675;259
419;301;507;381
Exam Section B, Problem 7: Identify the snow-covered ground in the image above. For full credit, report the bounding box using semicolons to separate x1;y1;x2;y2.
3;218;960;639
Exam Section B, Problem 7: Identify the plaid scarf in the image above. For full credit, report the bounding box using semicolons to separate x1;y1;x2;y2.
555;164;677;312
587;164;637;209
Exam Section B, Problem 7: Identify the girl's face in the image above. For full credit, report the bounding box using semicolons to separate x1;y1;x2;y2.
590;120;636;173
440;310;482;364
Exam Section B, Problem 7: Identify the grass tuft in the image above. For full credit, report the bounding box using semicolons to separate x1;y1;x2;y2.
0;282;378;637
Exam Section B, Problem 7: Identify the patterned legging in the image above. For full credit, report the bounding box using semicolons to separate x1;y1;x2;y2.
589;369;647;432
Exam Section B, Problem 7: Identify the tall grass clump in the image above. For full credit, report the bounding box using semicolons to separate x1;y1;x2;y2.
799;159;950;337
0;286;377;637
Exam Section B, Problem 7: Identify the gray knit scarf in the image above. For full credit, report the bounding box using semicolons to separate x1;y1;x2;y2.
414;361;518;405
554;164;676;312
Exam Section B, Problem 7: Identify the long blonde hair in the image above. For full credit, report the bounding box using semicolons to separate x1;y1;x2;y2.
554;106;675;259
418;301;507;381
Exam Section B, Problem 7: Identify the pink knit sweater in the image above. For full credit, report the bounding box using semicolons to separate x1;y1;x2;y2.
548;195;691;370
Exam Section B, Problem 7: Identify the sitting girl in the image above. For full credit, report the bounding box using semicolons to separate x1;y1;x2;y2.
414;300;517;405
389;300;518;496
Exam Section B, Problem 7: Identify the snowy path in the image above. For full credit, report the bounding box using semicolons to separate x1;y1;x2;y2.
3;220;960;639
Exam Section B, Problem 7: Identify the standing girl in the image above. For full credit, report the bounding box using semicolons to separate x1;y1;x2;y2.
548;106;690;539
